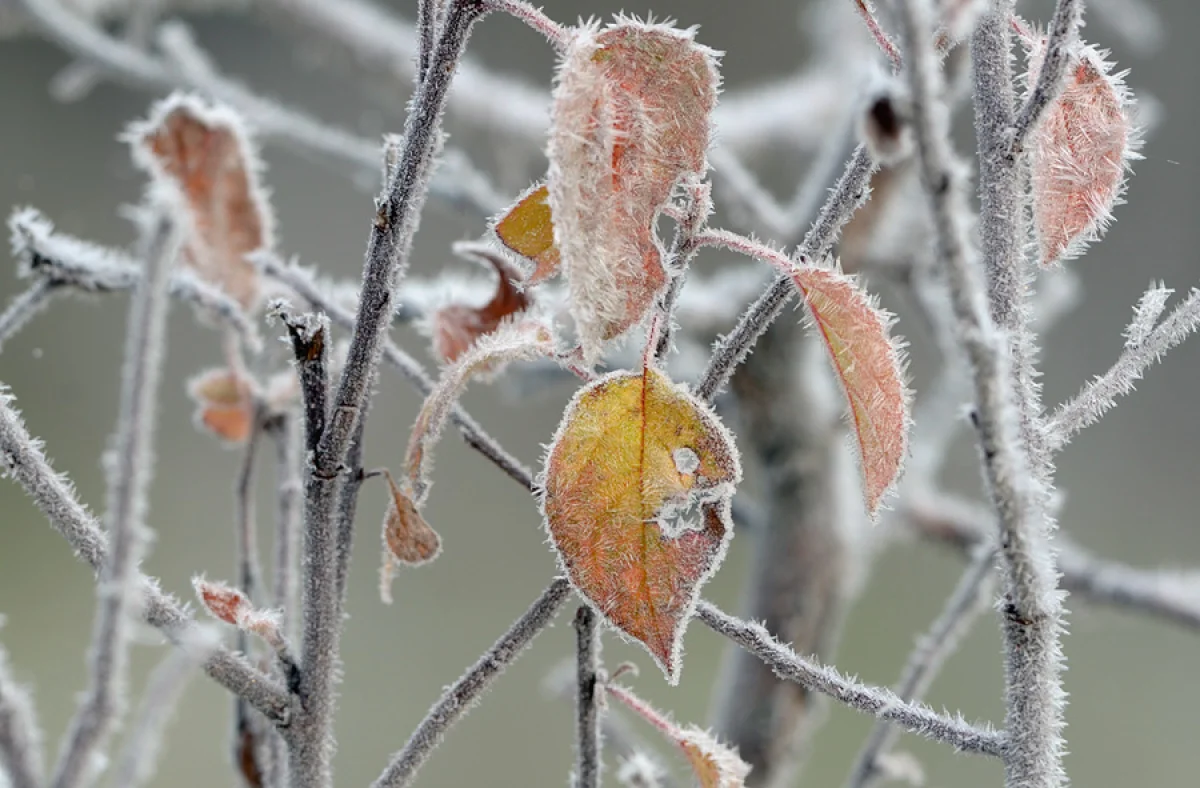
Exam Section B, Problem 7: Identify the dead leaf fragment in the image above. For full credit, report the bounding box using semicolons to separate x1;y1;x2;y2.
492;181;561;284
187;366;257;443
130;93;275;311
431;243;532;364
541;366;741;682
379;470;442;604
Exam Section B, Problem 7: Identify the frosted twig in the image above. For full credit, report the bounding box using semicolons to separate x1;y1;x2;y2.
853;0;903;72
14;0;500;215
415;0;439;80
573;607;601;788
287;4;491;783
695;602;1004;756
266;414;302;640
1010;0;1083;155
0;620;43;788
1045;288;1200;451
105;629;219;788
484;0;569;47
257;254;534;491
844;546;996;788
909;1;1066;785
49;0;160;102
0;279;55;355
371;578;572;788
0;388;292;723
707;147;791;238
905;491;1200;632
50;214;179;788
694;145;877;402
9;207;262;351
653;181;712;362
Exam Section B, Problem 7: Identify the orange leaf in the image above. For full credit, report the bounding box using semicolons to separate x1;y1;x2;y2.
606;684;750;787
541;366;741;682
492;182;561;285
548;19;720;363
193;578;249;626
1022;29;1137;265
379;470;442;604
130;94;275;311
407;320;555;505
790;264;909;516
187;367;256;443
431;243;533;364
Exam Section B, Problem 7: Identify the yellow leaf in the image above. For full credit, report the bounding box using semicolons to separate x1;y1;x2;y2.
542;366;740;682
491;182;561;285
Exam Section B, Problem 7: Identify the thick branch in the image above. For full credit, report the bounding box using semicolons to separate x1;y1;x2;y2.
573;607;601;788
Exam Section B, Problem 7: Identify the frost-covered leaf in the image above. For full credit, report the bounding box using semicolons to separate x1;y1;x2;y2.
607;684;750;787
431;243;532;364
492;181;561;284
789;264;909;515
406;320;555;505
129;93;275;310
379;470;442;604
1021;27;1137;265
548;18;720;364
541;366;741;681
192;577;284;647
186;367;256;443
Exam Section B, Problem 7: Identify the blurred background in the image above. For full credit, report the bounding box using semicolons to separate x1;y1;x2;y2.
1;0;1198;785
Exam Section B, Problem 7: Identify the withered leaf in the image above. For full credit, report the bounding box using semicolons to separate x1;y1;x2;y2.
130;93;275;311
492;181;561;284
431;243;532;364
541;366;741;682
187;367;256;444
379;470;442;604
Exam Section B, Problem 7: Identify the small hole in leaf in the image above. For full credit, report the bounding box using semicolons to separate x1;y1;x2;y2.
673;447;700;475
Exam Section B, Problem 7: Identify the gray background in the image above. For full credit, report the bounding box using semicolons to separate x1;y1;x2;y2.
1;0;1198;785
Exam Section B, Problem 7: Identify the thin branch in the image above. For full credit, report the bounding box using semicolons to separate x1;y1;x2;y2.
1045;288;1200;451
0;279;56;355
653;181;712;362
905;490;1200;632
257;254;534;491
853;0;904;72
50;214;179;788
266;414;303;641
844;546;996;788
900;1;1067;785
694;145;877;402
0;621;44;788
695;602;1004;757
1010;0;1084;155
483;0;569;48
573;607;601;788
0;387;293;725
371;578;572;788
106;630;218;788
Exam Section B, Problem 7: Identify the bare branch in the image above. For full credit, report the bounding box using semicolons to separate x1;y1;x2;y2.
696;602;1004;757
1010;0;1084;154
694;145;877;402
0;279;56;355
0;620;43;788
106;630;219;788
266;414;303;640
50;214;179;788
573;607;601;788
371;578;572;788
1045;288;1200;451
257;254;534;491
844;546;996;788
0;387;292;725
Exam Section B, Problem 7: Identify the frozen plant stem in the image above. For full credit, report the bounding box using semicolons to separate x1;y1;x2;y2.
844;546;996;788
696;603;1003;756
573;607;601;788
50;215;179;788
0;279;56;355
1011;0;1084;154
902;1;1068;786
0;389;292;723
290;7;490;782
268;414;303;640
0;627;44;788
371;578;571;788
